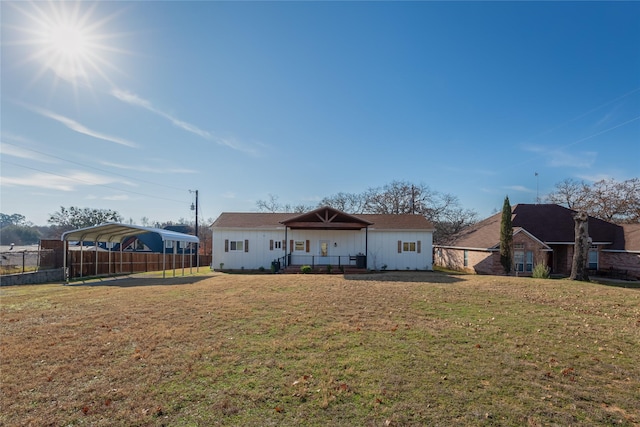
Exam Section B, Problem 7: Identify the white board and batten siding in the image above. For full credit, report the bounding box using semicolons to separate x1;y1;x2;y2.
212;228;286;270
367;229;433;271
211;208;435;271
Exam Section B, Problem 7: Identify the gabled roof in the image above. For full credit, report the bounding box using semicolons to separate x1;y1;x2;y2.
61;223;199;244
282;206;373;230
618;223;640;252
211;207;434;231
441;204;626;250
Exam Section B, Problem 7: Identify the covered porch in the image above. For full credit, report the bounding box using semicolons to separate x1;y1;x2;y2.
278;206;372;271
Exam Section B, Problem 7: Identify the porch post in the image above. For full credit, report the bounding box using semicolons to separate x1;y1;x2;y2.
365;226;369;269
284;226;288;267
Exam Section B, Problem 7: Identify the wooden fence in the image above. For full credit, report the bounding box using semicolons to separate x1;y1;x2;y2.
68;251;212;278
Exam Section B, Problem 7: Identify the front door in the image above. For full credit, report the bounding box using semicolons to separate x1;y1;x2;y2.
319;240;330;264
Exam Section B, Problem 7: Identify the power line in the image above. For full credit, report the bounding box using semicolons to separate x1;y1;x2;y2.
1;159;189;204
0;140;189;192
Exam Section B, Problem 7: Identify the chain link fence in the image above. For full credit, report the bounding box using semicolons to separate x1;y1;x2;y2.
0;247;59;275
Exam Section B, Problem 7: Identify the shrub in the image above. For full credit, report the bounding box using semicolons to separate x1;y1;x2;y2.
532;263;550;279
300;265;312;274
326;264;332;273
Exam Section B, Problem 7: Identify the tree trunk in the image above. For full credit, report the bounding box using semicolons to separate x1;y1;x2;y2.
569;211;590;281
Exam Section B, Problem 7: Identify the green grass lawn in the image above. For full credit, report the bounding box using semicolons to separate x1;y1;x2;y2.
1;271;639;426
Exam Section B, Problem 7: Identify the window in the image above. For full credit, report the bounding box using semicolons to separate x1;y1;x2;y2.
526;251;533;272
274;240;282;249
588;247;598;270
402;242;416;252
230;240;244;251
515;251;534;272
295;241;305;251
165;240;173;249
463;250;468;267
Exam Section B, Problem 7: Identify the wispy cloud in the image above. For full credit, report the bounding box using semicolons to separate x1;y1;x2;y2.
505;185;535;193
103;194;130;201
0;138;57;163
100;160;196;174
29;106;138;148
110;88;259;155
1;170;128;191
522;144;597;168
576;173;614;183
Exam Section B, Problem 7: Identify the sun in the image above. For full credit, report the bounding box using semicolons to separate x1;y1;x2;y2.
48;23;90;58
6;1;127;89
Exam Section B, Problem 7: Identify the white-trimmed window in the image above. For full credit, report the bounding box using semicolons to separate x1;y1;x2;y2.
165;240;173;249
515;251;533;272
463;250;469;267
403;242;416;252
230;240;244;252
274;240;282;249
588;246;598;270
294;241;305;251
397;240;422;253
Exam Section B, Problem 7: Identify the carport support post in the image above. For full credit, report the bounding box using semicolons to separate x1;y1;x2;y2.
63;240;68;283
80;242;83;278
181;245;185;276
95;240;98;277
172;240;176;277
162;241;166;279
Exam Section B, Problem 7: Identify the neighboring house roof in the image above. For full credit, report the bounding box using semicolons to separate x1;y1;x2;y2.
619;223;640;252
211;207;435;231
440;204;627;250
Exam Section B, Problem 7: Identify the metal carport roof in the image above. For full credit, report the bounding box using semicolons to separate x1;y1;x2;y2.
61;223;200;281
61;223;199;244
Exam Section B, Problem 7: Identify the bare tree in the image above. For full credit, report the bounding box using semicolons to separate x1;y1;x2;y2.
256;194;313;213
318;192;368;213
258;181;477;244
546;178;640;223
546;178;590;209
256;194;282;213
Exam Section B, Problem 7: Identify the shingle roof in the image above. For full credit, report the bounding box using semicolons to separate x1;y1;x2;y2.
442;204;628;250
620;224;640;252
211;210;434;230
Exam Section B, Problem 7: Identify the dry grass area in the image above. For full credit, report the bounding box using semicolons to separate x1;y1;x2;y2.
1;271;639;426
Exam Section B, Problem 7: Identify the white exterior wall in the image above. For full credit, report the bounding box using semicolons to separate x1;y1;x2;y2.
367;229;433;271
212;227;434;271
212;227;287;270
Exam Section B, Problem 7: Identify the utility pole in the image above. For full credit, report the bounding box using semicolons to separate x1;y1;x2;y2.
190;190;199;267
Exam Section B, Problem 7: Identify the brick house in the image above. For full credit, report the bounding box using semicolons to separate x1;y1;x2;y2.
434;204;640;279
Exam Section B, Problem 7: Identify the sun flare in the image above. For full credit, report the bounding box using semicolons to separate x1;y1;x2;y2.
7;1;127;89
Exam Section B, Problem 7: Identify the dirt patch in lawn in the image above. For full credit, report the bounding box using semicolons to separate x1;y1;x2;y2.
2;271;639;426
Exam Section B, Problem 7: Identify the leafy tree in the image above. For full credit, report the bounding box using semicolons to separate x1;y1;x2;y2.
0;225;41;245
499;196;513;275
546;178;640;223
0;213;28;228
47;206;123;235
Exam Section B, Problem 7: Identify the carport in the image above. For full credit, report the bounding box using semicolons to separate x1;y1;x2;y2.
61;223;200;282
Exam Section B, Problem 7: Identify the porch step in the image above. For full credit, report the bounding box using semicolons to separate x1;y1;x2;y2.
280;265;368;275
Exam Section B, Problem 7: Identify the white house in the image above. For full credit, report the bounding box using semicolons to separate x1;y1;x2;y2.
211;206;435;271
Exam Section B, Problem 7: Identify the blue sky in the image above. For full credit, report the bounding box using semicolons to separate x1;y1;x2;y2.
1;1;639;226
